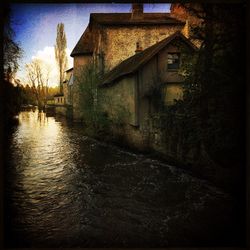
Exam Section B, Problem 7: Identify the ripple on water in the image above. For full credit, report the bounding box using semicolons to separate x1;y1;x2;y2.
4;110;235;248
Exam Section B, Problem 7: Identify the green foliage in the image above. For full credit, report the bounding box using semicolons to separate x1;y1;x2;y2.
76;63;131;136
75;63;110;135
20;85;38;105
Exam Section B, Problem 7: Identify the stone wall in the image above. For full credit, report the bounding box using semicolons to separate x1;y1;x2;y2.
100;25;184;71
101;75;137;126
133;112;191;165
105;112;192;159
140;112;234;189
63;82;69;104
72;55;92;120
110;124;149;151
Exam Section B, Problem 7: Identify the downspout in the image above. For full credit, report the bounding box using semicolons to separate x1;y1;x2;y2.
135;71;140;127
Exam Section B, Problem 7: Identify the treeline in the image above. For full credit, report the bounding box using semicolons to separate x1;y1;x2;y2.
3;4;22;124
3;80;59;121
3;4;61;123
3;81;23;122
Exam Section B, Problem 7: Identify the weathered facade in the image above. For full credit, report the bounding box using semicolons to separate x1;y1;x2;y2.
100;32;197;150
70;3;190;120
63;67;74;105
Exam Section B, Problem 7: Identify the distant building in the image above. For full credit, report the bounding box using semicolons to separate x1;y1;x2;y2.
54;94;65;105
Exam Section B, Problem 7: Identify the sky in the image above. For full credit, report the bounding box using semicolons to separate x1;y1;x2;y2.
11;3;171;87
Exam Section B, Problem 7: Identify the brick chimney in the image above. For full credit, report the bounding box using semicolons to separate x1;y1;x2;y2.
131;3;144;19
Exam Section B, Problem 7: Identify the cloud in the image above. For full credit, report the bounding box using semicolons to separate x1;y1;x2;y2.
31;46;73;87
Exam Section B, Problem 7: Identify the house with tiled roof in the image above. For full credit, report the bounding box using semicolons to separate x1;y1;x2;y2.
70;3;192;120
71;6;186;72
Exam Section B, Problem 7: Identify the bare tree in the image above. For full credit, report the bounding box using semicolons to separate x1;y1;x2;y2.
54;23;68;93
25;59;51;107
26;61;39;104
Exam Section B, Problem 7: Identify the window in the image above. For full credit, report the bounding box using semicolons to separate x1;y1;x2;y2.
167;53;180;70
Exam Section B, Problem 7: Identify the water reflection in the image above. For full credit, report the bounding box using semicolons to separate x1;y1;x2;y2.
5;109;235;247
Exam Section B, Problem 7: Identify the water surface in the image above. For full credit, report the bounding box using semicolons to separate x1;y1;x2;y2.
4;110;236;247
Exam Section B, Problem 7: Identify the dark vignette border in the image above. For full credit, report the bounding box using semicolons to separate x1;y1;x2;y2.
0;0;248;249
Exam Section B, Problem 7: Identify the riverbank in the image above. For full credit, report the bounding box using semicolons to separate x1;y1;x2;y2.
75;122;243;196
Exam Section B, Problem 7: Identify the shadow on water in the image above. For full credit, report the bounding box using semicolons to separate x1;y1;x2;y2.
4;109;244;248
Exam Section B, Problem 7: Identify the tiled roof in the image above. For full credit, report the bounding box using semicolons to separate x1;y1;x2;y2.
101;31;197;86
70;25;93;57
90;13;185;25
70;13;185;57
65;67;73;72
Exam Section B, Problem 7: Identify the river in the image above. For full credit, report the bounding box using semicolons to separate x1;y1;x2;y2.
4;109;239;247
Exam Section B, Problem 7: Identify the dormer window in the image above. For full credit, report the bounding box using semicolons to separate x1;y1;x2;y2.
167;53;180;70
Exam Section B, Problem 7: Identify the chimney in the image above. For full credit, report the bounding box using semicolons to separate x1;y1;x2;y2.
181;20;190;38
131;3;143;19
135;41;143;54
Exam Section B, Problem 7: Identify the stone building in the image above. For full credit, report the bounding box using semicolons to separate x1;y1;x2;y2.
54;94;65;105
100;31;197;149
63;67;74;105
70;3;190;120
